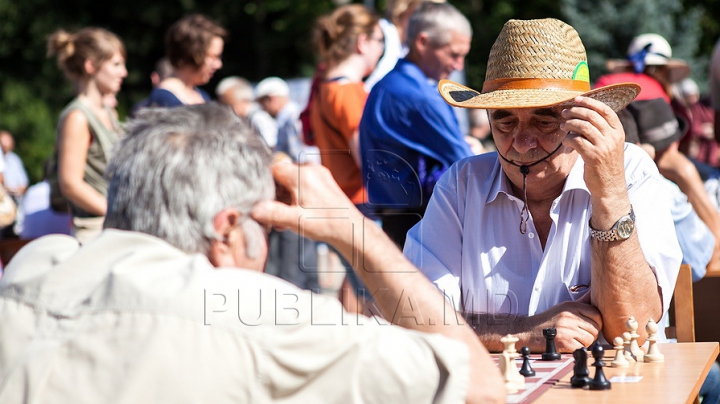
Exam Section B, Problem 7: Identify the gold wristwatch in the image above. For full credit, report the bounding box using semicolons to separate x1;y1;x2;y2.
589;206;635;242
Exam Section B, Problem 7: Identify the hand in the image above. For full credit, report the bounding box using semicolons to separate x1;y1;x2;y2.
560;96;627;199
523;301;603;353
251;161;365;245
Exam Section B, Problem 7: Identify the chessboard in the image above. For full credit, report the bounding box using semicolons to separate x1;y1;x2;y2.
494;354;575;404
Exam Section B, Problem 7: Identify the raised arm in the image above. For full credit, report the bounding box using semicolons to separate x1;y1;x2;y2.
252;161;505;404
562;96;664;343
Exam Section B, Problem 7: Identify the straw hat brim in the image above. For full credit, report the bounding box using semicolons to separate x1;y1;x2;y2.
605;59;691;83
438;79;640;112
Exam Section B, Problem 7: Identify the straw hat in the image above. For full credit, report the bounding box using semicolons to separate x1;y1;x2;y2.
606;33;690;84
438;18;640;112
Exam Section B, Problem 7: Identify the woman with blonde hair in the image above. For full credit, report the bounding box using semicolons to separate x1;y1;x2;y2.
311;4;385;313
145;14;226;107
47;27;127;243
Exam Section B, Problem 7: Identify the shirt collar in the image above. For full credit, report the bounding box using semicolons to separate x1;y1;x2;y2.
396;58;434;86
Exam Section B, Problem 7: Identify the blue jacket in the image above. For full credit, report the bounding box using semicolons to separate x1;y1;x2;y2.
359;59;472;208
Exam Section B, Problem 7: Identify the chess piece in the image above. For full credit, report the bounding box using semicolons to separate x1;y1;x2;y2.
570;347;592;388
644;319;665;363
622;331;636;362
519;346;536;377
611;336;630;367
541;327;562;360
626;316;644;361
589;344;612;390
500;334;525;393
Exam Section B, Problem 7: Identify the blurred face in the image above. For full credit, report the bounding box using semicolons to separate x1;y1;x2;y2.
94;51;127;96
196;36;224;85
362;25;385;76
0;134;13;154
490;107;577;192
257;95;285;118
220;88;252;118
419;30;470;81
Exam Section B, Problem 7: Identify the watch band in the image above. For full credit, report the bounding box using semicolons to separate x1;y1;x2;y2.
589;206;635;241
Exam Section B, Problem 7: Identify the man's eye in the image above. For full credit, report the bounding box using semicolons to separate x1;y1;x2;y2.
537;120;558;131
495;121;515;132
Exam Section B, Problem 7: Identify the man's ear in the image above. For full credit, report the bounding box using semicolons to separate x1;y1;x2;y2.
414;32;430;54
208;208;241;268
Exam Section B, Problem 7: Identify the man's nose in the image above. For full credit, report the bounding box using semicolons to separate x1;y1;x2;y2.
512;132;538;154
453;57;465;72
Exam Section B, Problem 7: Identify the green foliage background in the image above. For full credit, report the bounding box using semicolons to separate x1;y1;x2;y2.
0;0;717;182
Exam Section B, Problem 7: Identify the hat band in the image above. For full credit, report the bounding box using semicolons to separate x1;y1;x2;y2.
482;78;591;93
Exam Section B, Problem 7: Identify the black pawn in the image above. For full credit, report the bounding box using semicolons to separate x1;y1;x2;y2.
541;328;561;360
519;346;536;377
589;344;612;390
570;347;592;388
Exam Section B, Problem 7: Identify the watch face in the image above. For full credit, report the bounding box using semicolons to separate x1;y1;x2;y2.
617;218;634;239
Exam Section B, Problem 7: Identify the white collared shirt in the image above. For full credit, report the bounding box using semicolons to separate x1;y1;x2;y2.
405;143;681;324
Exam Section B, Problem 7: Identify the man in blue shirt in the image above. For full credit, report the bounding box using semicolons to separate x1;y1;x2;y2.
359;2;473;247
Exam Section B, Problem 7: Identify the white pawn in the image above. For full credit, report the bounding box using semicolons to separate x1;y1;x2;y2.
612;336;630;367
500;334;525;393
626;316;644;362
644;319;665;363
623;331;636;362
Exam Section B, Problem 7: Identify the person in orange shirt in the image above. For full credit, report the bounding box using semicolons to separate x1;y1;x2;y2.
310;4;385;313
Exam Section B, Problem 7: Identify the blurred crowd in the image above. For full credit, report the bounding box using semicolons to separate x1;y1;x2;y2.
1;0;720;402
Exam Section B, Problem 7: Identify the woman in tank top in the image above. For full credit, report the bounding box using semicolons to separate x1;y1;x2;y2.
47;27;127;243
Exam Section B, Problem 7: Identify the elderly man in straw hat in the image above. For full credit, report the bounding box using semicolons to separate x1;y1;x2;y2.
405;18;682;352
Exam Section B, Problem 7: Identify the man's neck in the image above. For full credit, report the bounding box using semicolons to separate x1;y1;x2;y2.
404;50;437;81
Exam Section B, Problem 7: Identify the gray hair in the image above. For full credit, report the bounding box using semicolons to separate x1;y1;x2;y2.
104;103;274;258
406;2;472;48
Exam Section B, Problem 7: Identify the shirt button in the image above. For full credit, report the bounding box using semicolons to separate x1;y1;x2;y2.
528;233;535;239
534;286;541;292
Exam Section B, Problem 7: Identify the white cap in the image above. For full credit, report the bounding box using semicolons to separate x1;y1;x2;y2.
627;33;673;65
255;77;290;99
621;33;690;82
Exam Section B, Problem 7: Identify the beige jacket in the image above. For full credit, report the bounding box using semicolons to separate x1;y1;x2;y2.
0;230;469;403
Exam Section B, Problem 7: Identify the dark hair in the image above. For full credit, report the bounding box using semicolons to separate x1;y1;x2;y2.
165;14;227;70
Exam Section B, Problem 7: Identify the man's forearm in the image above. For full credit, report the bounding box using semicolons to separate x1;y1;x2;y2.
590;234;661;344
333;216;464;331
463;312;543;352
331;217;505;404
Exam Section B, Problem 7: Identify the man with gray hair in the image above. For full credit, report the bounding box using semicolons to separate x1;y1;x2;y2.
359;1;474;247
216;75;278;148
0;104;504;403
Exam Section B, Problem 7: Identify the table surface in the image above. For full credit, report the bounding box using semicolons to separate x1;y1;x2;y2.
533;342;719;404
